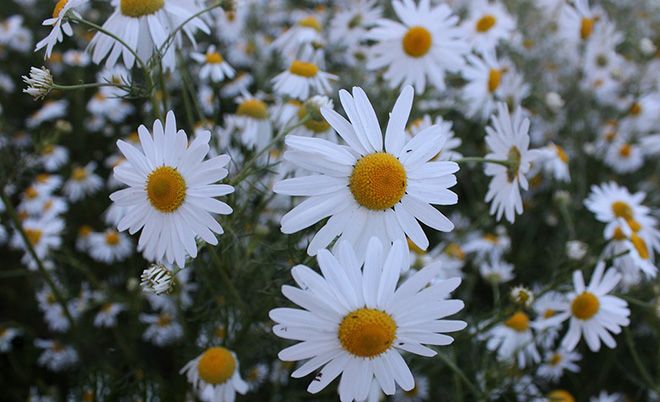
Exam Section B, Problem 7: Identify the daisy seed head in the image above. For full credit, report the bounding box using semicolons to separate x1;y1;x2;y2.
146;166;187;213
504;311;530;332
289;60;319;78
140;264;174;295
571;291;600;320
197;347;236;385
338;308;397;358
22;67;54;101
402;26;432;58
349;153;407;210
475;15;496;32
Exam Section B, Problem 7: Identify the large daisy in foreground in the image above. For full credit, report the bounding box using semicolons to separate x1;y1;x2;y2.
274;86;459;258
110;111;234;267
269;239;466;402
365;0;469;93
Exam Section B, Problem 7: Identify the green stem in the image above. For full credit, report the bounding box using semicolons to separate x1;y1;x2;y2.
456;157;514;167
624;328;659;391
53;82;130;91
436;351;483;399
0;192;76;329
209;247;249;315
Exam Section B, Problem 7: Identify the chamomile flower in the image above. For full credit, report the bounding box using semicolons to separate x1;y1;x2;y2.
274;86;459;258
10;217;63;270
35;339;78;371
272;59;337;100
180;347;248;402
553;262;631;352
461;0;516;53
485;310;540;368
537;348;581;382
62;163;103;202
269;238;466;401
366;0;469;93
539;143;571;182
140;312;183;346
89;0;209;71
558;0;601;46
110;111;234;267
604;141;644;174
39;144;69;172
479;258;514;284
192;46;235;83
0;326;21;352
35;0;87;58
88;229;133;263
224;94;272;150
93;302;125;328
328;0;382;49
407;115;462;161
483;103;540;223
271;15;324;57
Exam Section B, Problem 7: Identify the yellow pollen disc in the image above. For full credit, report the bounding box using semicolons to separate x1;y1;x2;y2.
120;0;165;18
298;107;330;133
476;15;497;32
101;303;114;313
488;69;502;93
629;102;642;116
549;353;563;366
571;292;600;320
484;233;499;244
402;26;433;58
554;144;569;163
206;52;224;64
547;390;575;402
78;225;92;237
611;201;633;221
289;60;319;77
157;314;172;327
25;229;43;246
237;99;269;120
618;143;632;158
507;146;522;182
630;233;649;260
543;308;556;319
43;200;54;212
36;174;50;184
105;231;120;246
197;347;236;385
53;0;68;18
612;227;626;241
580;17;594;40
25;187;39;200
504;311;529;332
52;341;64;352
298;16;321;31
349;153;407;210
338;308;397;358
72;167;87;181
445;243;465;260
627;219;641;233
146;166;187;213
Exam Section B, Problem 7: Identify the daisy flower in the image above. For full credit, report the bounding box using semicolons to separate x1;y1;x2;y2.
272;59;337;100
461;0;516;53
407;115;462;161
366;0;469;93
62;163;103;202
88;229;133;263
539;143;571;182
483;103;540;223
604;141;644;174
89;0;209;71
0;326;21;353
140;312;183;346
224;94;272;150
35;339;78;372
110;111;234;267
180;347;248;402
485;310;540;368
192;45;236;83
558;0;600;45
461;50;508;120
269;238;466;401
93;302;125;328
274;86;459;258
34;0;87;58
10;217;64;270
553;262;631;352
271;14;324;57
537;348;581;382
479;257;514;284
328;0;382;49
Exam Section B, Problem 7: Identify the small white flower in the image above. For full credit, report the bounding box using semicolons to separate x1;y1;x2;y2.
141;264;174;295
22;67;54;100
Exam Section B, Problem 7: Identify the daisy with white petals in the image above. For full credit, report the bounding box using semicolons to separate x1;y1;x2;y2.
366;0;469;93
269;238;466;402
272;60;337;101
483;103;539;223
180;347;248;402
192;45;235;83
110;111;234;267
274;86;459;258
35;0;87;58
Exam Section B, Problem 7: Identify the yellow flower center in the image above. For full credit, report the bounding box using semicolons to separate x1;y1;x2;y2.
488;69;502;93
611;201;633;221
338;308;397;358
105;231;120;246
476;15;497;32
53;0;68;18
72;167;87;181
197;347;236;385
484;233;499;244
445;243;465;260
157;314;172;327
504;311;529;332
120;0;165;18
627;219;641;233
146;166;187;213
549;353;563;366
618;143;632;158
612;227;627;241
349;153;407;211
237;99;269;120
25;229;43;246
554;144;569;163
548;390;575;402
205;52;224;64
402;26;433;58
288;60;319;77
629;102;642;116
79;225;92;237
298;16;321;31
543;308;556;319
571;292;600;320
630;233;649;260
25;187;39;200
507;146;522;182
298;107;330;133
580;17;594;40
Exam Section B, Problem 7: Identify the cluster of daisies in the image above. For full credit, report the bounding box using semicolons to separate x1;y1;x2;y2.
0;0;658;401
